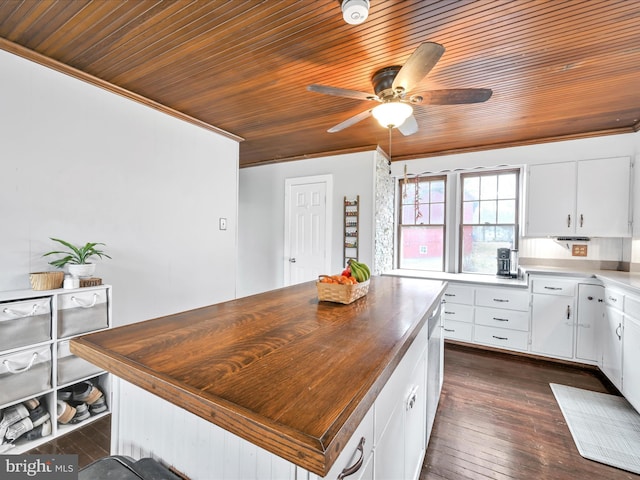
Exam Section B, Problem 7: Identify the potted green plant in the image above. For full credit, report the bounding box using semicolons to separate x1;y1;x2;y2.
43;237;111;277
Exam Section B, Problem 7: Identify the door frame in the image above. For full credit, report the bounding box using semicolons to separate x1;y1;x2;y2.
283;174;333;285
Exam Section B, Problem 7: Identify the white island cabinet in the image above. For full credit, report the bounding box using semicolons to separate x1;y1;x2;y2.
524;156;631;237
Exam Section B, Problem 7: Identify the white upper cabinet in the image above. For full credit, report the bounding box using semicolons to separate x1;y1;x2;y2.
524;157;632;237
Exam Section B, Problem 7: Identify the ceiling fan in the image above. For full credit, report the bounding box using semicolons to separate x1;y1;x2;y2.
307;42;493;136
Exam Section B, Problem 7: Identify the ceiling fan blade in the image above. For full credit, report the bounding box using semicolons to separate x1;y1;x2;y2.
392;42;445;94
419;88;493;105
398;114;419;136
308;84;378;102
327;109;373;133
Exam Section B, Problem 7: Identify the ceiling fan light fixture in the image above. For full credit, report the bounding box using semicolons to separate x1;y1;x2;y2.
341;0;369;25
372;102;413;128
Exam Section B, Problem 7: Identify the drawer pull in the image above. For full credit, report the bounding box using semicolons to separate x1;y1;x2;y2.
2;304;41;319
338;437;365;479
544;286;563;291
444;293;455;297
444;328;455;332
608;296;618;302
444;311;455;315
493;298;508;303
3;352;39;374
493;317;509;322
71;293;99;309
492;335;508;341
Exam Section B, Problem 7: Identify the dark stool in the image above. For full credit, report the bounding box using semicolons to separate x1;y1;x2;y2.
79;455;182;480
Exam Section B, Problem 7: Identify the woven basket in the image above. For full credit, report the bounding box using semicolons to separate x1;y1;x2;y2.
30;271;64;291
317;278;370;304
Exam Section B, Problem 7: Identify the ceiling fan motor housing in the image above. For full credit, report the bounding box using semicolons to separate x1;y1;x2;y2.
372;66;403;100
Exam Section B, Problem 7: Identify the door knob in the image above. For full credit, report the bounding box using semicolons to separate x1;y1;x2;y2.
289;258;296;263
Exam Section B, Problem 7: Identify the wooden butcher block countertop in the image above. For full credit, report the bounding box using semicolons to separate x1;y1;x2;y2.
71;275;445;476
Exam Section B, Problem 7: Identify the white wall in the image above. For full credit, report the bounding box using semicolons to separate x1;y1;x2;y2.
237;152;376;297
0;50;239;325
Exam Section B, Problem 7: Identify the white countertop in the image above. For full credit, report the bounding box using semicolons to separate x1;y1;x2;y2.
386;267;640;294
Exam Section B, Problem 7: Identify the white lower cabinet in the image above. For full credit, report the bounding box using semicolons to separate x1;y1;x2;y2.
530;277;581;360
602;288;624;390
623;315;640;412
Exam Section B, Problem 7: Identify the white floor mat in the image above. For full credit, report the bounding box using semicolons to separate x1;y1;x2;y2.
550;383;640;475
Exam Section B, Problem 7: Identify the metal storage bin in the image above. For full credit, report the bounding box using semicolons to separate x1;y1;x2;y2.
57;288;109;338
0;298;51;351
0;345;51;407
57;340;103;385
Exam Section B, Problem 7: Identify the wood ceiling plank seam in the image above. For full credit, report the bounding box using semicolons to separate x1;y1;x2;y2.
90;1;250;78
69;1;202;69
30;0;150;55
0;0;62;42
106;1;335;87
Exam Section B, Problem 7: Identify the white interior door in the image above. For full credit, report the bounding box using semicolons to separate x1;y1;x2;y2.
284;175;332;286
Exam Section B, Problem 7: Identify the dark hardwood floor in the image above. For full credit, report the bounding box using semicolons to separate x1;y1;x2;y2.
27;343;640;479
421;343;640;480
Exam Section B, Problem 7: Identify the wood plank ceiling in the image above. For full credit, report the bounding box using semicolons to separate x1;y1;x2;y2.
1;0;639;168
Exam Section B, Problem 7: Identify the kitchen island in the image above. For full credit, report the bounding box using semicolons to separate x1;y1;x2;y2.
71;276;445;479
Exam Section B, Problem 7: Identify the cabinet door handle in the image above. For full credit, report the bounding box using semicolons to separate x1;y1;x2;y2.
493;317;509;322
493;298;509;303
566;305;571;320
338;437;365;479
492;335;508;340
406;385;419;411
567;214;571;228
580;214;584;228
616;323;622;341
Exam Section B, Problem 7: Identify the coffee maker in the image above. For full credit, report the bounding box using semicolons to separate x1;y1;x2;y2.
497;248;519;278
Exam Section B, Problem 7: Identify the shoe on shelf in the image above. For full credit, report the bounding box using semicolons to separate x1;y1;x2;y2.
56;400;76;425
5;417;34;441
0;404;30;440
69;403;90;424
22;398;40;410
89;396;108;415
72;382;103;405
29;404;51;428
24;419;52;441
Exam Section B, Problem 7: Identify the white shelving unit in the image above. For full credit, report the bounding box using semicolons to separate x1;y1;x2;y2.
0;284;112;454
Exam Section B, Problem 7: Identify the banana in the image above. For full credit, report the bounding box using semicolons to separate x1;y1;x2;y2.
349;260;371;281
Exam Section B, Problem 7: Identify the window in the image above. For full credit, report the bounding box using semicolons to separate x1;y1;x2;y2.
398;176;446;271
460;170;519;274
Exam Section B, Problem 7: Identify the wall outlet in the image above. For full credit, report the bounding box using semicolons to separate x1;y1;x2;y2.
219;218;227;230
572;244;587;257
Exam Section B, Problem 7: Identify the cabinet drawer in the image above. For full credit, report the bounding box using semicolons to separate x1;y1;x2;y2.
473;325;528;351
475;288;529;311
604;289;624;309
624;295;640;318
323;405;374;480
532;279;576;296
443;285;474;305
0;345;51;407
475;306;529;332
57;340;104;386
0;297;51;351
442;303;473;323
58;288;109;338
443;319;473;342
